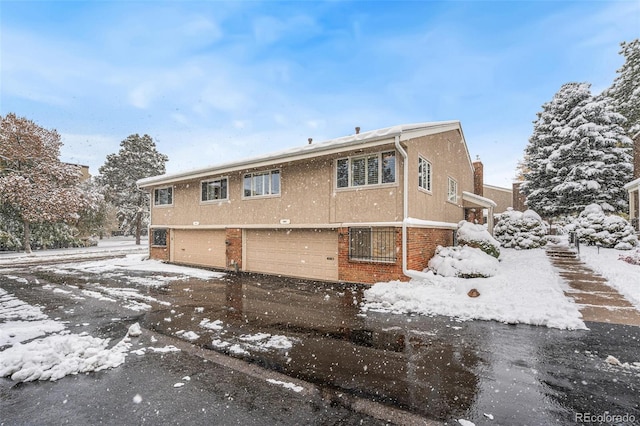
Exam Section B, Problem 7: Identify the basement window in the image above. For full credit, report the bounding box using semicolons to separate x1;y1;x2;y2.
349;227;396;263
152;229;167;247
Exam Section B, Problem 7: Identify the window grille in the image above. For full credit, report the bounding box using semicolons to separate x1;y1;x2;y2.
152;229;167;246
349;227;396;262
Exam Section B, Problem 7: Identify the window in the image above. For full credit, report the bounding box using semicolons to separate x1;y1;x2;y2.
336;151;396;188
152;229;167;246
447;177;458;203
243;170;280;198
154;187;173;206
349;227;396;262
201;178;228;202
418;157;432;192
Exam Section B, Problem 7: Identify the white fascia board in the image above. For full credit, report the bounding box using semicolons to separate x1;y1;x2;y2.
624;177;640;191
483;184;512;193
404;217;458;229
462;191;498;208
137;121;462;189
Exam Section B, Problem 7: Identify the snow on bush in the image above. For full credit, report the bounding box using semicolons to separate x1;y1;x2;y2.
568;204;638;250
456;221;500;258
428;245;499;278
494;208;548;249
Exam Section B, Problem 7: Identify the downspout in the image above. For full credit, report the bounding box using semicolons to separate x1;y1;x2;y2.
395;135;432;281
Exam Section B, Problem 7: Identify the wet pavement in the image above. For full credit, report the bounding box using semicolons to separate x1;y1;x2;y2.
2;259;640;425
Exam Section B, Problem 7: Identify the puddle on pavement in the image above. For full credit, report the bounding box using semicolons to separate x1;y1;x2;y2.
141;273;503;421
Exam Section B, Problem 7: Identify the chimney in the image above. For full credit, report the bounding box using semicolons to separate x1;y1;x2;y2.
472;156;483;196
308;138;313;145
355;126;360;135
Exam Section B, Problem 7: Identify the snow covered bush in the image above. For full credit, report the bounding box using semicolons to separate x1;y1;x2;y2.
568;204;638;250
494;208;548;249
428;245;499;278
619;249;640;266
456;220;500;258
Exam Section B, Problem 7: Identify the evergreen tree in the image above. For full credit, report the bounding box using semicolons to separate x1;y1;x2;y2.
98;134;168;245
0;113;86;253
607;39;640;135
520;83;592;216
521;83;633;217
551;94;632;213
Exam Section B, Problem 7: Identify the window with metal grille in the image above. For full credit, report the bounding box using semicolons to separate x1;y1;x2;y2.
349;227;396;262
152;229;167;246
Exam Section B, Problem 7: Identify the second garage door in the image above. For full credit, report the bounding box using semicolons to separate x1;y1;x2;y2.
172;229;226;268
245;229;338;281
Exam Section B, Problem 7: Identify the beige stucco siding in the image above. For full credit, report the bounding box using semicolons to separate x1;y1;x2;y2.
483;185;512;213
406;130;474;223
150;145;403;227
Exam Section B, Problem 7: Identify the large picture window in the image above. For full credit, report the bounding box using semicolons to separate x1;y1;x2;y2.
201;178;228;202
336;151;396;189
349;227;396;263
154;187;173;206
418;157;432;192
243;170;280;198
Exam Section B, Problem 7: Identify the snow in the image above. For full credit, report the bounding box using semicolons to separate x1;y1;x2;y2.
266;378;303;393
579;246;640;309
364;248;586;330
428;245;499;278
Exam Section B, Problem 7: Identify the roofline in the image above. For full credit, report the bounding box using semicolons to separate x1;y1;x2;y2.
483;184;512;193
462;191;498;208
624;177;640;190
137;121;462;189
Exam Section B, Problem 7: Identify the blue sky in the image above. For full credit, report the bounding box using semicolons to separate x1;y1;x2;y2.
1;1;638;186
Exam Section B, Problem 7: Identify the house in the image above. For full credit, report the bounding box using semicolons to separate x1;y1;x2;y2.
483;184;513;213
137;121;497;284
624;131;640;232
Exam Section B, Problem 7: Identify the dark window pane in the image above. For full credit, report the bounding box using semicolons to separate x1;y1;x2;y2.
367;155;379;185
382;152;395;183
352;158;365;186
271;171;280;194
337;159;349;188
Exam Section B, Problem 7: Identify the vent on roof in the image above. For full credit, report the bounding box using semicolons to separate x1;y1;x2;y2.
355;126;360;134
308;138;312;144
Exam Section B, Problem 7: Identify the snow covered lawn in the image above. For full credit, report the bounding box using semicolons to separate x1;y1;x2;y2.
363;248;586;330
580;246;640;309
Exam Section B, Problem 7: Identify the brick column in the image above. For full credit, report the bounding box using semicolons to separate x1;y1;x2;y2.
225;228;242;271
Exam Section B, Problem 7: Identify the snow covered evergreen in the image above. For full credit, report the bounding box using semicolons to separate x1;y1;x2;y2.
456;220;501;258
521;83;633;216
567;204;638;250
494;208;548;249
607;39;640;135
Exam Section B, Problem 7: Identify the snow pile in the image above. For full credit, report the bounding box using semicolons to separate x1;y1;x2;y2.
364;248;586;330
428;245;499;278
568;204;638;250
494;208;548;249
457;221;500;258
619;249;640;266
0;332;132;382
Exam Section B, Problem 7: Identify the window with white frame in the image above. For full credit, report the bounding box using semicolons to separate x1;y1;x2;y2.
336;151;396;188
201;178;228;202
154;187;173;206
447;177;458;203
418;157;431;192
243;170;280;198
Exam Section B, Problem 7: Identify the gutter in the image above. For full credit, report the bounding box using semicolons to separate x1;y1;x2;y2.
394;135;429;281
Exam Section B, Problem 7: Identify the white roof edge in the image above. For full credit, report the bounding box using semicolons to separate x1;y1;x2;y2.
624;177;640;190
137;120;462;188
462;191;498;208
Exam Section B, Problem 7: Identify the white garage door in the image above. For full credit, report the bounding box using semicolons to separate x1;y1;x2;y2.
245;229;338;281
172;230;226;268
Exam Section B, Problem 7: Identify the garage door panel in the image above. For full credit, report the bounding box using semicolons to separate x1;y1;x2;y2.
245;229;338;281
173;230;226;268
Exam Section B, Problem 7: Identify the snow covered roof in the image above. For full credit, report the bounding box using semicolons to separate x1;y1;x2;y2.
137;121;463;188
462;191;498;208
624;177;640;191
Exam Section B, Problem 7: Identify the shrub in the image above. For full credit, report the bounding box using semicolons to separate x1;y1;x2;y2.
568;204;638;250
494;208;548;249
456;221;501;258
428;245;499;278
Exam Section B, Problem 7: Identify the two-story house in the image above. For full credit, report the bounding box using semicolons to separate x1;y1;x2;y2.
137;121;496;284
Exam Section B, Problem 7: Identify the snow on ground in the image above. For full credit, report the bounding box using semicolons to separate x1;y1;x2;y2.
363;248;587;330
580;246;640;310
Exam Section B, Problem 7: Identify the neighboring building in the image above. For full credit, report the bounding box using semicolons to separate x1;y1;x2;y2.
483;184;513;214
624;131;640;232
137;121;496;284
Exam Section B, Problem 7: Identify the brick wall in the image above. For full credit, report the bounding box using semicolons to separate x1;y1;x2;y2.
225;228;242;270
512;182;527;212
337;227;404;284
472;160;484;196
407;227;454;272
337;226;454;284
149;230;170;261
